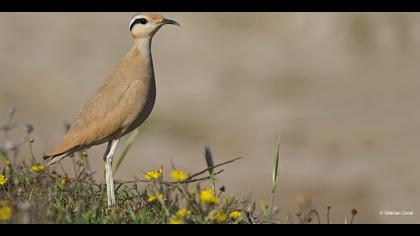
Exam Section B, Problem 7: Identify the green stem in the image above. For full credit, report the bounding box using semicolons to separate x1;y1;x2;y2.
113;127;140;175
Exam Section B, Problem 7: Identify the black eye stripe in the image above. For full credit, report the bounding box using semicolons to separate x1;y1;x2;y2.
129;18;148;31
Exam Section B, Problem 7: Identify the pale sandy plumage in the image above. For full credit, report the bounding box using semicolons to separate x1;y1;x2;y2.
43;13;179;207
44;45;155;165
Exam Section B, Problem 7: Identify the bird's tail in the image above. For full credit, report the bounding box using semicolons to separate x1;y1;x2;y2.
43;153;68;167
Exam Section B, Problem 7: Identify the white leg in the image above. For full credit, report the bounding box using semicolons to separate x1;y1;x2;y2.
103;142;112;207
104;139;119;208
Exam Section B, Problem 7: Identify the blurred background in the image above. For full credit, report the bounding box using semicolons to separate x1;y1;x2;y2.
0;12;419;223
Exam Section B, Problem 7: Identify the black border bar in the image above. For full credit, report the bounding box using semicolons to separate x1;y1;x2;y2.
0;0;418;12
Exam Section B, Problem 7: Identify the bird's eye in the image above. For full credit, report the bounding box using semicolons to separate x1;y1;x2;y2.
139;18;148;24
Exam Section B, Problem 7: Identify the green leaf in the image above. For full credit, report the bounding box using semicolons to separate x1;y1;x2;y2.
272;141;280;194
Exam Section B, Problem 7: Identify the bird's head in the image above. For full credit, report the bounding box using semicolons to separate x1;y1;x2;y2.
129;13;180;39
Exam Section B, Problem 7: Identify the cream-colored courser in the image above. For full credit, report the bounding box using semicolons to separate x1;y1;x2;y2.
43;13;180;207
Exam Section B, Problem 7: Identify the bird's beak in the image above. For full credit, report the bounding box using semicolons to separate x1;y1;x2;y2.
161;18;180;27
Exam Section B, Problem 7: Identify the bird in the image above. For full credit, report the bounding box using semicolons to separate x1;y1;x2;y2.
43;13;180;207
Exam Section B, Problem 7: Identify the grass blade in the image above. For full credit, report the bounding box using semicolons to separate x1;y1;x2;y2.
269;133;281;220
272;140;280;194
113;127;140;175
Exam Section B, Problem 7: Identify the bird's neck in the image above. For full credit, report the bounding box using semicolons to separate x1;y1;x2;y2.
133;37;153;62
128;37;155;87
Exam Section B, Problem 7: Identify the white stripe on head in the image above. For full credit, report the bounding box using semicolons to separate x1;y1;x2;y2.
129;14;144;31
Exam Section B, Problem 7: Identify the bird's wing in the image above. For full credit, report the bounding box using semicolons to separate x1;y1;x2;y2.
45;76;145;158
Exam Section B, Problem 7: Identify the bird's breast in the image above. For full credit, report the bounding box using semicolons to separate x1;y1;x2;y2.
114;45;157;136
121;73;156;135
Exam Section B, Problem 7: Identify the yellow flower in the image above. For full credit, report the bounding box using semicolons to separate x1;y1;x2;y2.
170;170;188;182
169;217;183;224
0;174;7;186
147;194;164;203
212;211;227;223
0;207;12;221
199;188;219;204
31;165;45;173
145;170;161;180
147;196;157;203
177;208;191;217
230;211;242;220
